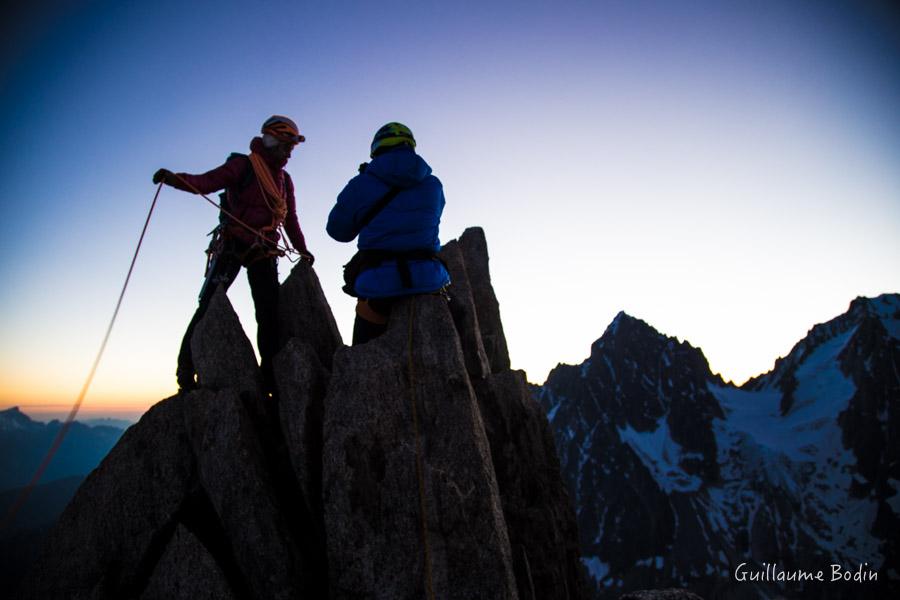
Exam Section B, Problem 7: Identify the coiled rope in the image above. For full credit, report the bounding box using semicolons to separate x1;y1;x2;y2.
172;172;303;262
0;183;164;532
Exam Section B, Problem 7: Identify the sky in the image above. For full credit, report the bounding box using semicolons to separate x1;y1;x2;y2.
1;0;898;422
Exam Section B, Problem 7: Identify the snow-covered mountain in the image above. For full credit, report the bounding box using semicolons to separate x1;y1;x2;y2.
535;294;900;599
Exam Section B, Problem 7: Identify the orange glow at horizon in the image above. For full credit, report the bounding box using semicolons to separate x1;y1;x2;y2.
1;383;168;421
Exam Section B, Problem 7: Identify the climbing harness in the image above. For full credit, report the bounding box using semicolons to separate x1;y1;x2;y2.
0;183;164;532
172;172;306;264
342;248;445;298
407;297;437;600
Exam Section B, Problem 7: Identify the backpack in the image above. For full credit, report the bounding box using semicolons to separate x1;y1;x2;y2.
203;154;256;275
217;153;255;227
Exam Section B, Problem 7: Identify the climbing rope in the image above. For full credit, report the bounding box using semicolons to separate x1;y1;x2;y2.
1;175;308;533
248;151;288;224
407;297;437;600
249;165;297;257
172;173;303;262
0;183;164;532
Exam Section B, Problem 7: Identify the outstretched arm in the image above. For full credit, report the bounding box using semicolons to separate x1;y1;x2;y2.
151;155;246;194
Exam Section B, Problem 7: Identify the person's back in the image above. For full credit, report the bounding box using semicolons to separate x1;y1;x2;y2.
328;122;450;343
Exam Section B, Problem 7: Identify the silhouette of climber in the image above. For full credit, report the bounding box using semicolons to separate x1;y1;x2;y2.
153;115;313;392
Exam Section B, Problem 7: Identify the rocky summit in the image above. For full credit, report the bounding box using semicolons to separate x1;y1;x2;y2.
15;227;587;600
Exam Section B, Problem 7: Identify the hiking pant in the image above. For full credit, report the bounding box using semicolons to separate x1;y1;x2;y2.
178;248;280;387
352;298;394;346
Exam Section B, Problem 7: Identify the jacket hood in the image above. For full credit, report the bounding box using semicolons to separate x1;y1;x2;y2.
250;136;288;170
366;148;432;188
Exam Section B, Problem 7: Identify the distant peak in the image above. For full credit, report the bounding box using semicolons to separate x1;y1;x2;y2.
605;310;630;336
0;406;37;431
590;311;671;360
0;406;28;420
850;293;900;320
747;292;900;390
836;293;900;342
602;311;658;340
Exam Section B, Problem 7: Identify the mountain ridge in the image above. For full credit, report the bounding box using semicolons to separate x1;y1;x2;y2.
0;407;125;492
538;292;900;599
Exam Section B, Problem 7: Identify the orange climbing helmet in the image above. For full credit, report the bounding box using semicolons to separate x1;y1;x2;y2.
262;115;305;144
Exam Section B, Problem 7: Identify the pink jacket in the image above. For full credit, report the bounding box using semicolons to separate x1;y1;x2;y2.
173;137;307;251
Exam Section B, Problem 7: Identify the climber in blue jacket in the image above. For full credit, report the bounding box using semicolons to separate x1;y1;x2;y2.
328;122;451;344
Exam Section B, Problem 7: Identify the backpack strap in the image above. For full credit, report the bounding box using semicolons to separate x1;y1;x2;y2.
357;185;403;232
229;152;255;191
217;153;254;226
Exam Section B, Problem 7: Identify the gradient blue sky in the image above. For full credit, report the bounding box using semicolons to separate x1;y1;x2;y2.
2;0;899;420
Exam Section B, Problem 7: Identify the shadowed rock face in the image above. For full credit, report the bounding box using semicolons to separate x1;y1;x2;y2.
273;338;328;527
182;388;313;600
323;295;518;600
14;397;196;600
459;227;510;373
277;260;343;370
15;228;585;600
438;240;491;379
191;286;261;396
139;525;236;600
473;370;587;600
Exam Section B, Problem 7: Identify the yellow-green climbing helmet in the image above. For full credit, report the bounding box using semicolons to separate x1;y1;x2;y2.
370;122;416;158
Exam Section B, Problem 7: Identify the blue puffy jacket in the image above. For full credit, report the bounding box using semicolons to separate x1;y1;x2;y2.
327;147;451;298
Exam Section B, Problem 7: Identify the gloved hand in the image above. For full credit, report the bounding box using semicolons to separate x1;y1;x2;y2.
299;249;315;265
152;168;176;185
